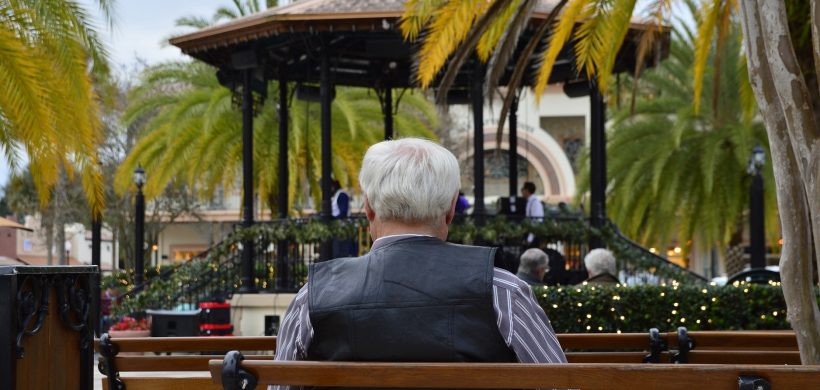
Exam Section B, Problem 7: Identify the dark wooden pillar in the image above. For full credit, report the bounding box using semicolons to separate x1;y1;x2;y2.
383;87;394;140
589;84;606;249
239;68;257;293
471;62;485;217
508;95;519;197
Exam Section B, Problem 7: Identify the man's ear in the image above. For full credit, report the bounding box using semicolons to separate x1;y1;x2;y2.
445;192;458;225
364;197;376;222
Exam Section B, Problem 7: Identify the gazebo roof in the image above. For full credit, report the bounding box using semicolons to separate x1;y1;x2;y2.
170;0;669;89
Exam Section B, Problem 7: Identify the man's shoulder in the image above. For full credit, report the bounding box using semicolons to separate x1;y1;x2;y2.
493;267;533;294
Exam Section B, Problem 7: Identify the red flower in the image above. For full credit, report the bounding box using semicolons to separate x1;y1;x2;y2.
110;316;149;331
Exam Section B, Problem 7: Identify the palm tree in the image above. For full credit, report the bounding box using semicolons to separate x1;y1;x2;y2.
0;0;111;215
576;18;777;253
117;1;438;214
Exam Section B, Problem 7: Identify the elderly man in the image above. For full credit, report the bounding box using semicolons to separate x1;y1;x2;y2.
516;248;549;286
583;248;621;285
275;138;565;368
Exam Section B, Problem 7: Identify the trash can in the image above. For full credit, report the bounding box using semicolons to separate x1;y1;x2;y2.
146;309;201;337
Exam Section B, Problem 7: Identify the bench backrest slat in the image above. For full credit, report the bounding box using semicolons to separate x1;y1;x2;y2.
557;333;649;349
94;336;276;353
115;355;274;372
102;377;217;390
208;361;820;390
680;331;797;350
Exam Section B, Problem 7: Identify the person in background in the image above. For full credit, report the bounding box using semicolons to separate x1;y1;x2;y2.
542;248;569;286
331;179;356;258
331;179;350;218
521;182;544;219
274;138;566;383
583;248;621;285
521;181;544;246
455;191;471;214
516;248;549;287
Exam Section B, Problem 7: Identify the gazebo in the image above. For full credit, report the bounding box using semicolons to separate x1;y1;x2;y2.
169;0;670;292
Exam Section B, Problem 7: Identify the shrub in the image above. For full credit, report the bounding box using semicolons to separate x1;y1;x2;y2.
534;282;815;333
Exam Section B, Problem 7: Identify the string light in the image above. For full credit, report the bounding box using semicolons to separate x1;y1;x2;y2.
700;306;706;311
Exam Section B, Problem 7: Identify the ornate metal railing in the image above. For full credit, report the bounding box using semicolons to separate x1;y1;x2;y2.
111;214;705;317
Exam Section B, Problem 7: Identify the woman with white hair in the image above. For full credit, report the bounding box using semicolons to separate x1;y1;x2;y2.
583;248;621;285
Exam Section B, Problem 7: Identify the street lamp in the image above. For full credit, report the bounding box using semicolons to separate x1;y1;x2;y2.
134;166;146;287
747;145;766;269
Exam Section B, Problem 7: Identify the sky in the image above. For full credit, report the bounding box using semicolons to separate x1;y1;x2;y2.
0;0;232;191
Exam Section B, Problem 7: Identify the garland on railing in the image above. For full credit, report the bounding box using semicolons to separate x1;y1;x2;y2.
110;215;701;317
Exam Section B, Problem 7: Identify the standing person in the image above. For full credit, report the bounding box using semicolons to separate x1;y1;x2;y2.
521;181;544;246
330;179;356;258
516;248;549;287
275;138;566;376
583;248;621;285
521;181;544;218
330;179;350;219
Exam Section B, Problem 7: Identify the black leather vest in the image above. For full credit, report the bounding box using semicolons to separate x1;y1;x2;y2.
307;236;516;363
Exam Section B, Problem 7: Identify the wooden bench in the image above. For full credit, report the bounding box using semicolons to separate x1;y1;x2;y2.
94;334;276;390
209;356;820;390
94;329;801;389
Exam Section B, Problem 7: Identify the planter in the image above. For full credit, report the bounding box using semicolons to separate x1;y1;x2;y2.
107;330;150;356
107;329;150;338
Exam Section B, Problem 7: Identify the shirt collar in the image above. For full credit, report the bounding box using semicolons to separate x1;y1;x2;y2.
370;234;435;251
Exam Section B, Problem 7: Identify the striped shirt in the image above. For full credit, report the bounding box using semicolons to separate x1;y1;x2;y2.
274;235;567;384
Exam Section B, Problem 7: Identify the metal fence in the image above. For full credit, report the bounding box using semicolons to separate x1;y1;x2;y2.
112;215;705;315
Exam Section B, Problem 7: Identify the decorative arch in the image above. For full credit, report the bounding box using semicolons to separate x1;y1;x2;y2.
461;127;576;200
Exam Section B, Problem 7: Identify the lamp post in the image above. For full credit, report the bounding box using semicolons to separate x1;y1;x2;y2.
134;166;146;287
747;145;766;269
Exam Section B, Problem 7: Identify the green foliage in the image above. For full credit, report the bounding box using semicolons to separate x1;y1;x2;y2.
536;282;811;333
0;0;110;214
580;18;777;251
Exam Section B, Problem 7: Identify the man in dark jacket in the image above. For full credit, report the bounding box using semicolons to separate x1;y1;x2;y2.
274;138;566;379
583;248;621;285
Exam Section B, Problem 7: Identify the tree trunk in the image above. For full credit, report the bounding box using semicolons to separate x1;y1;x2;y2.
739;0;820;365
44;220;54;266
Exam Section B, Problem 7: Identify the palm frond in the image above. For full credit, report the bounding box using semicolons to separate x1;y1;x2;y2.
532;0;588;98
416;0;491;88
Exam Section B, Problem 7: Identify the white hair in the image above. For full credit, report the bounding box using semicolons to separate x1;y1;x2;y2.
359;138;460;224
584;248;617;277
518;248;549;275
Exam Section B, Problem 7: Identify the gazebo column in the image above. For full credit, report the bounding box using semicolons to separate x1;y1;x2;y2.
508;95;519;198
382;87;394;140
276;73;289;289
471;62;485;217
91;214;101;336
239;67;257;293
320;43;333;260
589;84;606;249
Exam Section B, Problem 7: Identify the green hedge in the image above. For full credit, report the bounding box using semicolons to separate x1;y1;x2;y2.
534;282;816;333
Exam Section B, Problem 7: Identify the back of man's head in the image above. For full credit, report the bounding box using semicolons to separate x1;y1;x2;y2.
518;248;549;277
359;138;460;225
522;182;536;194
584;248;616;278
